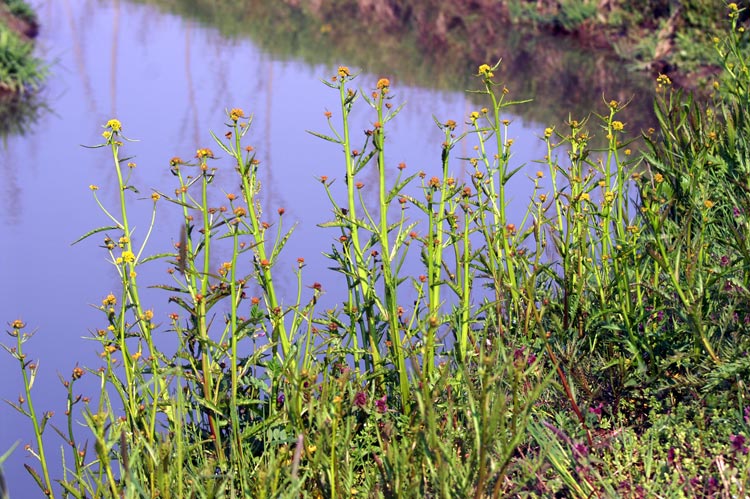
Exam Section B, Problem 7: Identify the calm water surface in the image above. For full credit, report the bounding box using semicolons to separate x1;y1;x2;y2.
0;1;651;494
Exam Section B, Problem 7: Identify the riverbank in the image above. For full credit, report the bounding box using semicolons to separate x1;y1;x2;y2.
0;0;45;96
287;0;747;90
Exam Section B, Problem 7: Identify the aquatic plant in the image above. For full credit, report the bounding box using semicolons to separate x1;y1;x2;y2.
3;5;750;498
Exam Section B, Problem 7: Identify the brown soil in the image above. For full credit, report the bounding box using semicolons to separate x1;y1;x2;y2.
0;5;38;40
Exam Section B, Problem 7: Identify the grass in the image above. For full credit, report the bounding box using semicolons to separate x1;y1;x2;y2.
3;4;750;498
0;0;46;96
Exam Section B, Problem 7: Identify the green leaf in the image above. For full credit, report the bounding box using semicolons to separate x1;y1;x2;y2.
71;225;120;246
306;130;341;144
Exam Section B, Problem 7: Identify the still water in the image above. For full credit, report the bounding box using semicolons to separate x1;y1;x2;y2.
0;0;654;494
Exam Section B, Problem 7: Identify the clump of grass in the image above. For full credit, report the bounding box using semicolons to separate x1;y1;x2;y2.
0;23;46;95
3;4;750;498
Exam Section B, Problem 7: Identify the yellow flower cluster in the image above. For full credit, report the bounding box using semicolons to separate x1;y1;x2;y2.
196;148;214;159
611;121;624;131
478;64;494;78
230;108;245;122
105;119;122;132
656;74;672;88
117;250;136;265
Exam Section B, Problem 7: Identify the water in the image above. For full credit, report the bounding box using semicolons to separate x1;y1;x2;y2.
0;0;654;495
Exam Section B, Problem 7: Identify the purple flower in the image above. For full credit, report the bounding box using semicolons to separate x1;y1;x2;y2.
588;403;603;417
572;443;588;458
375;395;388;413
276;392;285;408
744;406;750;425
353;391;367;408
730;434;748;454
720;255;730;267
734;207;742;217
667;447;676;465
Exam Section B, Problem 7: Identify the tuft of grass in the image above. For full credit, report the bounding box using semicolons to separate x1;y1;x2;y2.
0;23;46;95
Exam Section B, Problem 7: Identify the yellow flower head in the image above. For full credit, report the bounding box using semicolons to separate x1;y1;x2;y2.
229;108;245;122
544;127;553;138
105;119;122;132
338;66;350;78
611;121;624;131
102;294;117;306
478;64;494;78
470;111;480;121
196;148;214;159
121;250;136;264
89;184;99;191
444;119;457;131
704;200;715;209
656;74;672;87
376;78;390;91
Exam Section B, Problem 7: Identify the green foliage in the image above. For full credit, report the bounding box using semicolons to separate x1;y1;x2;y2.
0;23;46;94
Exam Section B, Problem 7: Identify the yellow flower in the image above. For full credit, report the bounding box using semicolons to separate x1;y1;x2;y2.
604;191;615;204
102;294;117;306
121;250;136;263
544;127;553;138
704;200;715;209
478;63;494;78
656;74;672;87
579;192;590;202
470;111;479;121
151;192;160;202
338;66;350;78
611;121;624;131
229;108;245;122
196;148;214;159
376;78;390;91
444;119;457;131
102;131;112;140
105;119;122;132
11;319;25;329
654;173;664;183
89;184;99;191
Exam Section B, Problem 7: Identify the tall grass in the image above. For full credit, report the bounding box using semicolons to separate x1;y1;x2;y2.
3;5;750;497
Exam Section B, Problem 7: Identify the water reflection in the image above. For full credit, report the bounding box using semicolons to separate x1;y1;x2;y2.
127;0;656;133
